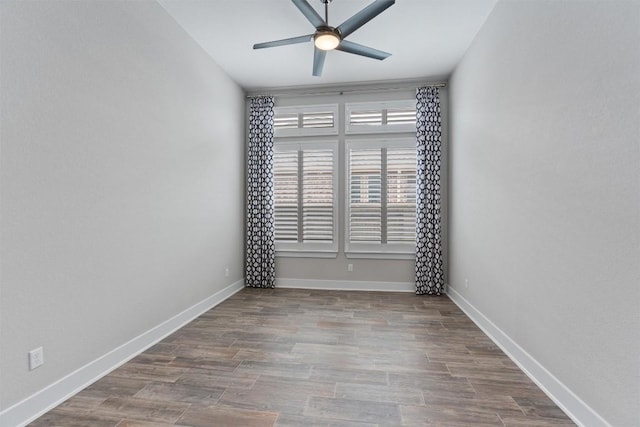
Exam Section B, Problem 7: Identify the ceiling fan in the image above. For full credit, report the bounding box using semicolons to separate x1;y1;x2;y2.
253;0;395;77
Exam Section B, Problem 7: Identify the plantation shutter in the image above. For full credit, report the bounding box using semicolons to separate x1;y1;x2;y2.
349;110;383;127
273;150;299;242
349;148;382;242
273;113;298;130
386;148;416;243
302;111;334;129
386;107;416;126
274;146;336;246
346;101;416;134
349;108;417;127
273;106;337;135
348;144;416;246
302;150;334;242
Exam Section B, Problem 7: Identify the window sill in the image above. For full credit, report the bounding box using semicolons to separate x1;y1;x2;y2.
276;250;339;259
345;251;415;260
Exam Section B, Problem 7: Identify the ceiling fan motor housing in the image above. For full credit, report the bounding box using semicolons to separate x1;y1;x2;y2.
314;26;341;50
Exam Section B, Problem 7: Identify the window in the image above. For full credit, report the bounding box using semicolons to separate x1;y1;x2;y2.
273;141;338;256
273;104;338;137
346;100;416;134
271;98;417;259
346;139;416;258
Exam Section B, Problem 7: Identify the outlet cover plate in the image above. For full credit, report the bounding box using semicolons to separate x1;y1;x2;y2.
29;347;44;370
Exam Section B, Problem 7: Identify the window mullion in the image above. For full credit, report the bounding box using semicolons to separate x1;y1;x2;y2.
381;147;388;245
297;150;304;243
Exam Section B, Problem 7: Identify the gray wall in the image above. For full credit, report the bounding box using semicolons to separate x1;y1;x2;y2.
272;87;448;286
448;1;639;425
0;0;245;410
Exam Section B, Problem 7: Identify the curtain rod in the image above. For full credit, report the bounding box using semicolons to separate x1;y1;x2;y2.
246;82;446;99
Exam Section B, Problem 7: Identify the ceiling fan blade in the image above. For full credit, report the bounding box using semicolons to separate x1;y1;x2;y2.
336;0;395;38
336;39;391;60
291;0;326;28
253;34;314;50
312;47;327;77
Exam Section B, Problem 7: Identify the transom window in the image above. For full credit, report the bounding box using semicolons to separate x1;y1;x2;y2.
346;100;416;134
273;104;338;137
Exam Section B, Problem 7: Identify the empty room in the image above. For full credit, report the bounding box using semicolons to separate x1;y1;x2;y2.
1;0;638;426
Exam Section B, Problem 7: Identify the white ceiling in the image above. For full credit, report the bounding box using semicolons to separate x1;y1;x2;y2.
159;0;498;90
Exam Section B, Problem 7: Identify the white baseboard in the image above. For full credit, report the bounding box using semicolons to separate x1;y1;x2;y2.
0;279;245;427
446;286;611;427
6;280;606;427
276;278;414;292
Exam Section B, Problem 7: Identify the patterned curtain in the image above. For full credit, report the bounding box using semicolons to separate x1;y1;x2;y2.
415;87;444;295
246;96;276;288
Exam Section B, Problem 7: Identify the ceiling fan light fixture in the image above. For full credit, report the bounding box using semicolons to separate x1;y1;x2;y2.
253;0;395;76
314;30;340;50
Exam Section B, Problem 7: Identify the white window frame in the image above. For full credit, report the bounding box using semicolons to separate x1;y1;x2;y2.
345;100;416;135
273;139;339;258
345;138;416;259
274;104;339;137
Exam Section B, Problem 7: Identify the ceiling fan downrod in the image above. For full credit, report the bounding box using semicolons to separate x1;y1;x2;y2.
321;0;332;25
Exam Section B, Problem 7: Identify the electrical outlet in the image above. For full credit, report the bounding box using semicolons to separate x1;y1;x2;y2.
225;267;229;277
465;278;469;289
29;347;44;370
347;264;353;272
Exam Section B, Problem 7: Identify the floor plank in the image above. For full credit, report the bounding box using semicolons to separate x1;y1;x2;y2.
28;288;575;426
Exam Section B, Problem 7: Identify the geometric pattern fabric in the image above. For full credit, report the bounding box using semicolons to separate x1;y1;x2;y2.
415;87;444;295
245;96;276;288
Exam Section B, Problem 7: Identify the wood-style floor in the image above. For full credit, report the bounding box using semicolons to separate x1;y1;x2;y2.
29;288;575;426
